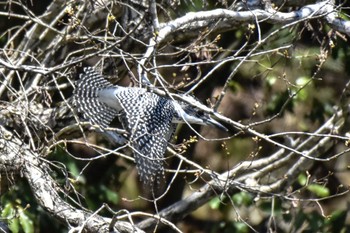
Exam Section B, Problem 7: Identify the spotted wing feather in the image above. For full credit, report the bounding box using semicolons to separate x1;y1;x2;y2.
117;90;176;186
73;67;119;128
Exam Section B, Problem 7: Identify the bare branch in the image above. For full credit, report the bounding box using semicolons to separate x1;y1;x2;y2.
0;125;142;233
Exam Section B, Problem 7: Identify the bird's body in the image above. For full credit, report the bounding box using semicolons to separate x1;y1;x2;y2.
73;67;226;186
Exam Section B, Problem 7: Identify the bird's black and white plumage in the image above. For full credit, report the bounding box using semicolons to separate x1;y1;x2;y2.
73;67;227;186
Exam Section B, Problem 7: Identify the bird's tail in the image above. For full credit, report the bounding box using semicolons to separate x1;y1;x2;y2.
73;67;118;128
134;147;166;189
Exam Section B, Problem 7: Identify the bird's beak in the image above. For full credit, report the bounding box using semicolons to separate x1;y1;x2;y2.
206;117;229;132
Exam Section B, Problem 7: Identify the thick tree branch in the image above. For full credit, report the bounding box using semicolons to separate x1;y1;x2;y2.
0;126;143;233
137;108;348;230
138;0;348;89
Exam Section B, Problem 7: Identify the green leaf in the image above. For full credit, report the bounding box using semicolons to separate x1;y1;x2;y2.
294;210;307;230
233;222;249;233
209;197;221;210
295;76;310;86
308;211;325;231
326;210;347;233
266;75;277;86
1;203;14;218
232;192;252;206
8;218;20;233
258;198;282;214
18;208;34;233
295;76;312;101
228;81;242;92
1;203;19;233
67;160;81;178
297;173;307;186
104;187;119;205
307;184;330;197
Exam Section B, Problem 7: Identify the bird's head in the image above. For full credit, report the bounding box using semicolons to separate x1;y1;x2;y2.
173;99;228;131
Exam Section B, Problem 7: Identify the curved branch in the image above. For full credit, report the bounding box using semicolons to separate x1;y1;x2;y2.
138;0;348;94
0;126;143;233
137;108;347;230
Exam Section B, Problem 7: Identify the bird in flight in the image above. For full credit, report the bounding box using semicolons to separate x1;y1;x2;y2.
73;67;227;187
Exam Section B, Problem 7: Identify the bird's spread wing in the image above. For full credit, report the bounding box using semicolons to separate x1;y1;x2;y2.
74;67;119;128
117;91;175;186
